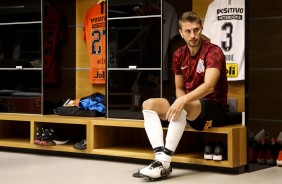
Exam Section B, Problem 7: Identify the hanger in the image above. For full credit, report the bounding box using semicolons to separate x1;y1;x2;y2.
97;0;105;4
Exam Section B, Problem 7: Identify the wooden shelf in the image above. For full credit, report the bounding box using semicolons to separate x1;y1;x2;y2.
91;118;247;168
0;138;31;148
31;144;89;154
92;147;154;159
0;113;100;124
0;113;94;153
0;114;247;168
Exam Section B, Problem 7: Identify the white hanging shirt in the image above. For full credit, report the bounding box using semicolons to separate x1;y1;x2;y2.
202;0;245;81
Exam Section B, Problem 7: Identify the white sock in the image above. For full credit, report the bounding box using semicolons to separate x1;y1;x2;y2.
156;152;171;168
143;110;164;149
165;109;187;153
155;110;186;168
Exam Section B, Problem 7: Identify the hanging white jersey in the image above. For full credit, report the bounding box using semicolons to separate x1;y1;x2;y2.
202;0;245;81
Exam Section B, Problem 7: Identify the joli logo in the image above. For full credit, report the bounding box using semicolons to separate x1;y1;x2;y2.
94;70;105;79
226;63;238;78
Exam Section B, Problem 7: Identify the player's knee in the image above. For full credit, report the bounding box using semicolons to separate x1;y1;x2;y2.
142;98;157;110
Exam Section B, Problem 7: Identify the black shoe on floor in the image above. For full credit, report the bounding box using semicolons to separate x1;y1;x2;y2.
73;139;87;150
213;143;225;161
34;127;44;145
204;142;215;160
40;128;69;146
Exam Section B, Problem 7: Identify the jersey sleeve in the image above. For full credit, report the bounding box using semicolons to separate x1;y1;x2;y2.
206;46;225;70
202;2;214;39
173;47;184;75
82;16;87;42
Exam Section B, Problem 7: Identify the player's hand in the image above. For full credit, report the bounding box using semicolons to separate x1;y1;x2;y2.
166;97;185;121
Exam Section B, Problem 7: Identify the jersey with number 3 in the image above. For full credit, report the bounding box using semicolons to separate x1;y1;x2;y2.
202;0;245;81
83;2;106;84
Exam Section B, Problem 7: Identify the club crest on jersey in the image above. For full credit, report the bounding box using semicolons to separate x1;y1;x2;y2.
197;59;205;73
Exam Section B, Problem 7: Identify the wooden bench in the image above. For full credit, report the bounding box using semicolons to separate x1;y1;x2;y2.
91;118;247;168
0;114;246;168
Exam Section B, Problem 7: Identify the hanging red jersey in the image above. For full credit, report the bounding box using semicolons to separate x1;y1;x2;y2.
43;5;67;84
82;2;106;84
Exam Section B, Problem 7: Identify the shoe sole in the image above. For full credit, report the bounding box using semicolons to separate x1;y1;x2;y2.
266;159;276;166
204;154;213;160
34;139;41;145
40;140;56;146
53;139;69;145
213;155;223;161
257;159;266;164
277;160;282;166
133;169;172;181
39;139;69;146
134;173;171;181
204;154;223;161
132;171;144;178
143;175;169;181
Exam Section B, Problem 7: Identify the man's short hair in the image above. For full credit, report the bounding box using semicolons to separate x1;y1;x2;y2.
179;11;202;29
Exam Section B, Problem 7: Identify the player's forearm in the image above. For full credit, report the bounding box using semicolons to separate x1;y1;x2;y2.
182;82;214;104
175;88;186;98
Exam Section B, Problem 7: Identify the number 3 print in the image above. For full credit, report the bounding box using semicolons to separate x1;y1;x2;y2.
221;22;233;52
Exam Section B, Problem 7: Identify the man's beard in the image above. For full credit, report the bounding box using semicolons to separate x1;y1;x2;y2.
188;39;200;47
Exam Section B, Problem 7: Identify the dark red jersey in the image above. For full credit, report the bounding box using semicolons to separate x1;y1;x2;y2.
173;40;228;108
43;6;67;84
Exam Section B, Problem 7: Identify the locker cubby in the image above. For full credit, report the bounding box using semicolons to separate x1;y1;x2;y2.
91;119;246;168
0;120;30;146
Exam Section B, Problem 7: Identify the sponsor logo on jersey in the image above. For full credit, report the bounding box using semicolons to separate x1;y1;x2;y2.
90;68;106;83
91;16;105;23
226;63;238;78
218;14;243;21
217;8;244;21
92;22;106;28
93;70;106;79
217;8;244;14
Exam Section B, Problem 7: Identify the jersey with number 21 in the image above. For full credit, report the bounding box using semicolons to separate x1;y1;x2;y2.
83;1;106;84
